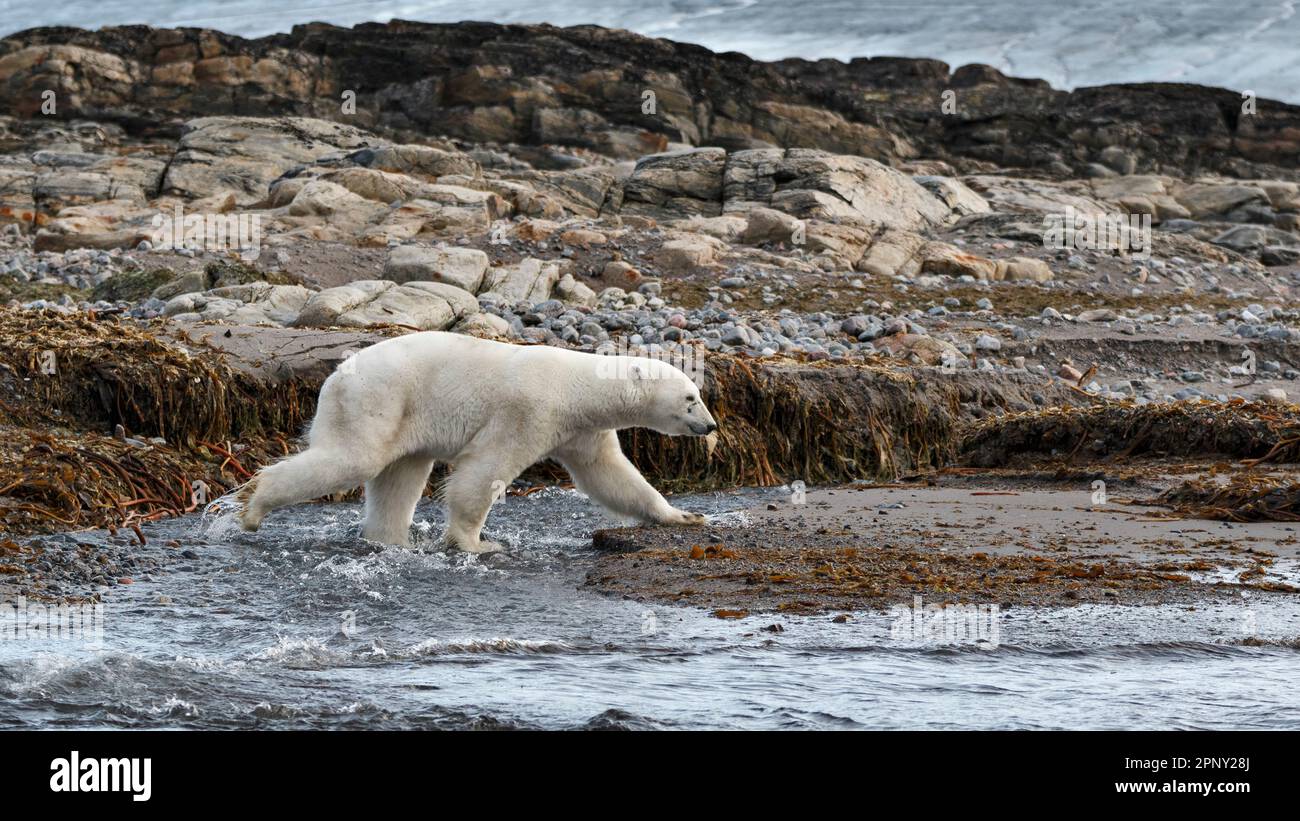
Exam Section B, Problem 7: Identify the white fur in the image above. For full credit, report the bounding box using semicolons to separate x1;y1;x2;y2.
238;332;717;552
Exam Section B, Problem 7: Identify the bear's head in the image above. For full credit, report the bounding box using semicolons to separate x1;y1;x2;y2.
625;358;718;437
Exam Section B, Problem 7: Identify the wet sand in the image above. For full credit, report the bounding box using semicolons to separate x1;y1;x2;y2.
588;485;1300;616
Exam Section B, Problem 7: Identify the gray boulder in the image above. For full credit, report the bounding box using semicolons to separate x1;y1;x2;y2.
293;280;479;330
383;244;489;291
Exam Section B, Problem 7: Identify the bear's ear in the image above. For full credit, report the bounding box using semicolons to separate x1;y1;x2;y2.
628;361;648;381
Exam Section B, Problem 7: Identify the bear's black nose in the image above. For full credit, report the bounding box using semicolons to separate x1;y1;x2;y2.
706;422;718;433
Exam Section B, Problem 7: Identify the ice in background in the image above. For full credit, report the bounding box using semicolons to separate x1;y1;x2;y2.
0;0;1296;103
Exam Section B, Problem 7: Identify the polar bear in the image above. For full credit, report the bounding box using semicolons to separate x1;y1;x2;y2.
236;331;717;552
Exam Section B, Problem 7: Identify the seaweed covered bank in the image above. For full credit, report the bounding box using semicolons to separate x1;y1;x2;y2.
4;302;1300;626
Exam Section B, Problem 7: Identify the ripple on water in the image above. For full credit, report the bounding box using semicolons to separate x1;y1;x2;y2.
399;637;576;658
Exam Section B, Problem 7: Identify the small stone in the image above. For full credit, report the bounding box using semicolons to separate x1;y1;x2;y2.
1077;308;1119;323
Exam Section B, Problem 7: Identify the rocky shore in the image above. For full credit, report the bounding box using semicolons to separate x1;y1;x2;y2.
1;21;1299;611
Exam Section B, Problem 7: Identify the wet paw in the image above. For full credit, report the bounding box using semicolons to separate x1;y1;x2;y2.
446;536;505;554
675;510;707;526
229;478;260;531
237;508;262;532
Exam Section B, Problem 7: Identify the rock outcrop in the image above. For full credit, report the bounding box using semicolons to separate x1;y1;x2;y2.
2;21;1298;180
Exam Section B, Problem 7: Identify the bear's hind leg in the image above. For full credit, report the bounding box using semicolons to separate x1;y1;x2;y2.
241;447;385;531
441;451;534;553
362;453;437;547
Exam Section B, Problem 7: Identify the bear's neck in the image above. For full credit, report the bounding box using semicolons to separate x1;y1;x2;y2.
571;374;645;432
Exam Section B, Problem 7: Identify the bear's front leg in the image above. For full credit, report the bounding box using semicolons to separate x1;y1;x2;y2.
552;430;708;527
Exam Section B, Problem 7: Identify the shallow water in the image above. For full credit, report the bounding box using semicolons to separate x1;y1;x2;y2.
2;487;1299;729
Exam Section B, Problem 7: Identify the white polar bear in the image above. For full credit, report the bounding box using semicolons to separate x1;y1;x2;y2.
237;331;717;552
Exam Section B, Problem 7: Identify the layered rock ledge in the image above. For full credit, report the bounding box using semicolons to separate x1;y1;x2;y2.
2;21;1298;178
